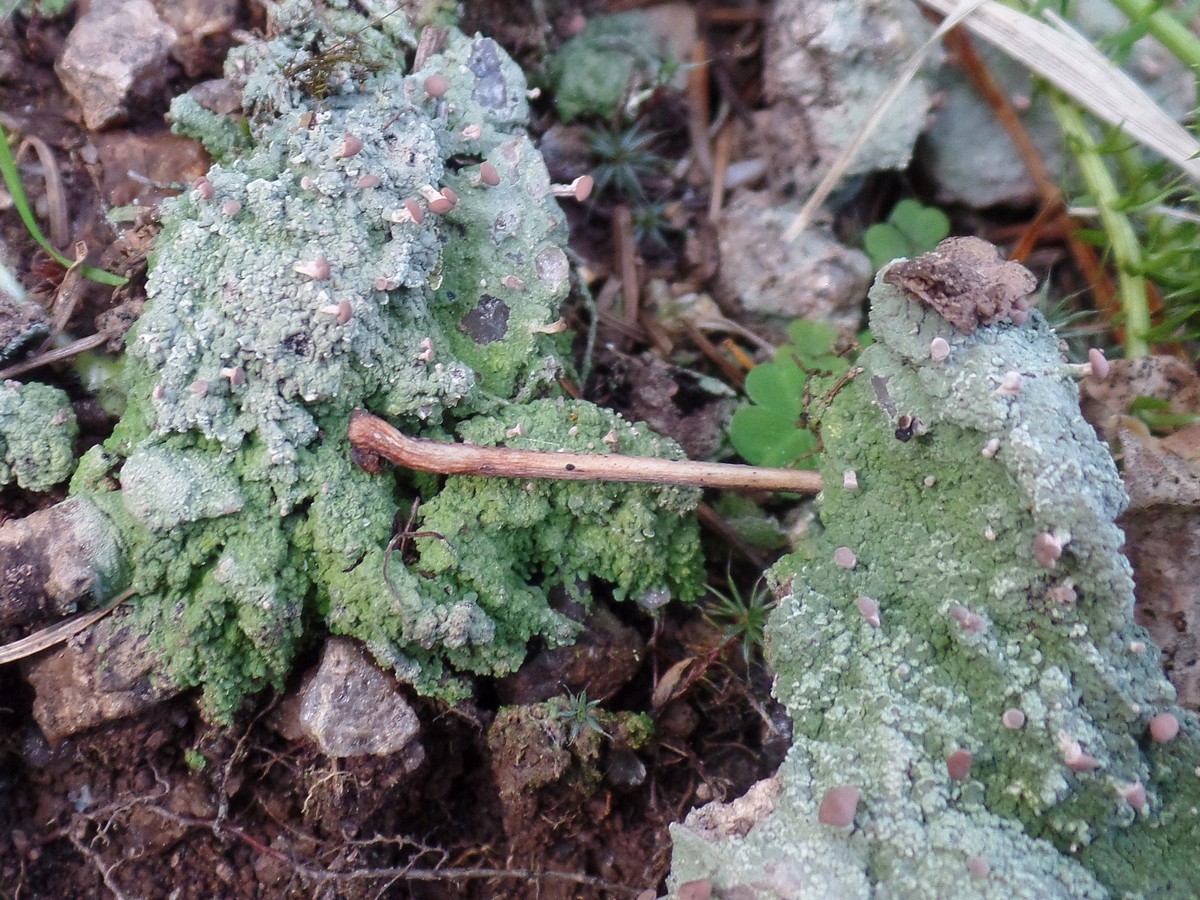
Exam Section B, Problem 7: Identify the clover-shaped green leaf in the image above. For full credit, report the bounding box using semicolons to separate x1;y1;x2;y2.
729;405;818;469
863;199;951;270
744;356;806;417
786;319;839;362
728;319;856;470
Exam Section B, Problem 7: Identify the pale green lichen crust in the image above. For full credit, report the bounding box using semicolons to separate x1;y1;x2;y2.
544;12;668;123
325;398;703;696
669;251;1200;898
72;1;702;719
0;380;78;491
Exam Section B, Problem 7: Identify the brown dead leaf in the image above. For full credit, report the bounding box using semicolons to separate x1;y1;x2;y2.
653;656;697;710
883;236;1037;334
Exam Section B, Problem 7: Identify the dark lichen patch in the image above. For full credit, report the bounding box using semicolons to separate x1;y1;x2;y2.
459;294;510;344
467;39;507;110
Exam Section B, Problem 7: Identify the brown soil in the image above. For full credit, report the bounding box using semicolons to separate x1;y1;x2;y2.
1;607;789;898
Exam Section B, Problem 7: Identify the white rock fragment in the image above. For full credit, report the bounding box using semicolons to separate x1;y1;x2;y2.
56;0;178;130
298;638;425;760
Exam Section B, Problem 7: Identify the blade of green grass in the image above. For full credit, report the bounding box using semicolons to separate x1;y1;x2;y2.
1051;93;1151;358
0;123;127;287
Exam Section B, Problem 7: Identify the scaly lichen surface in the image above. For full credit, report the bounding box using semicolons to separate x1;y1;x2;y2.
69;2;701;719
323;398;703;693
670;246;1200;898
0;380;77;491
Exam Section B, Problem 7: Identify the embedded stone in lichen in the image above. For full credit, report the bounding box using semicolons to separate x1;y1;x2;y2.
459;294;510;344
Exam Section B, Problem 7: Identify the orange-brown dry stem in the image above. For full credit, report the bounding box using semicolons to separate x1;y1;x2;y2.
348;411;822;494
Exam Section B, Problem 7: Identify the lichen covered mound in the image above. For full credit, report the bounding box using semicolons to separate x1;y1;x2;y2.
325;399;704;696
72;4;702;719
0;380;77;491
670;242;1200;897
132;18;568;504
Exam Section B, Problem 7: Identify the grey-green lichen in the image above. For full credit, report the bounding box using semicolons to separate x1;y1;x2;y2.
67;1;701;719
0;380;77;491
324;398;703;695
544;12;671;122
669;243;1200;898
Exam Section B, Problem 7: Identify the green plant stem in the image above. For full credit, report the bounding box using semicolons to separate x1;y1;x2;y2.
0;123;127;287
1050;92;1151;357
1102;0;1200;72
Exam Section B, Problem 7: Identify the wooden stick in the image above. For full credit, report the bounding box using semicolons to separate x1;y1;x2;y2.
707;122;733;222
348;411;823;494
612;204;640;334
687;39;713;177
0;331;108;380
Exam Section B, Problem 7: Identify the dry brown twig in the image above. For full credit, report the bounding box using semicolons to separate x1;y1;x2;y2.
707;122;734;222
347;411;823;494
0;331;109;381
0;588;134;665
684;320;747;389
612;203;640;335
40;241;90;348
687;38;714;177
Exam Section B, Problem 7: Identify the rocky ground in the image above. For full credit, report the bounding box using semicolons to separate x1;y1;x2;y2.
1;1;1198;898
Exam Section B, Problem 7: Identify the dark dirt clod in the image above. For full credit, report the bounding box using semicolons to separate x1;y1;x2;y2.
883;236;1037;334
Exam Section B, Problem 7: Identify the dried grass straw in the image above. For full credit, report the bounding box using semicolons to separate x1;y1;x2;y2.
785;0;1200;241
